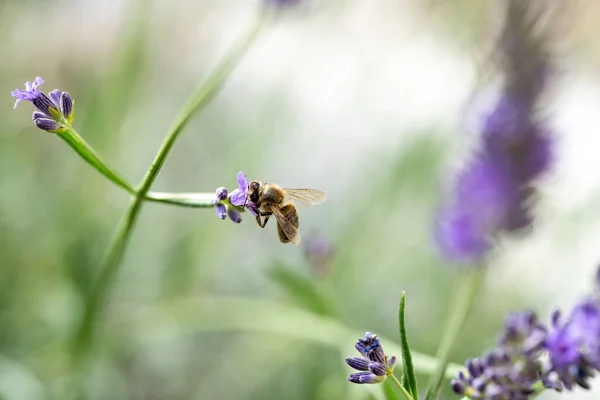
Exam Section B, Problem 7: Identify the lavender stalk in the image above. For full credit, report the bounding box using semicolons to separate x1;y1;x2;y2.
429;1;557;398
70;10;271;394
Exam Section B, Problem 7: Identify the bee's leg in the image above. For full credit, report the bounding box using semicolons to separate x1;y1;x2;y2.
255;210;272;228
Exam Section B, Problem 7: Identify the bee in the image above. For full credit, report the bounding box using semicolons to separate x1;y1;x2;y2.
245;181;326;245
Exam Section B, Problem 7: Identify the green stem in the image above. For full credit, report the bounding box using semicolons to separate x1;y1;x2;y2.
136;12;269;196
71;9;270;390
424;268;485;400
389;374;414;400
144;191;215;208
58;128;135;194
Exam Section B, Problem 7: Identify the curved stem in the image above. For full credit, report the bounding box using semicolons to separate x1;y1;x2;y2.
136;12;269;196
389;374;414;400
58;128;135;194
424;268;485;400
71;10;270;393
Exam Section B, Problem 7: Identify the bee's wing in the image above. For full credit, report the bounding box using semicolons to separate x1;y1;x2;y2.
269;206;301;245
284;189;327;206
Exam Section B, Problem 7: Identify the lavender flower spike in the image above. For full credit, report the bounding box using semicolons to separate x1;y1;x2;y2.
346;332;396;385
11;77;75;133
434;0;555;263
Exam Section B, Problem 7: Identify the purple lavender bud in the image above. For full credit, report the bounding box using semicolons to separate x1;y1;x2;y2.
214;187;228;203
348;372;378;384
386;355;397;370
346;357;370;371
467;358;485;377
451;379;466;395
34;117;61;132
60;92;74;120
368;362;387;377
32;92;59;118
32;111;46;121
357;332;386;364
227;208;242;224
215;204;226;220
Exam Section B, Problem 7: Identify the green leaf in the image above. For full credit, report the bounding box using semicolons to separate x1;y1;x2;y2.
128;297;464;379
383;380;401;400
267;264;335;317
398;292;419;400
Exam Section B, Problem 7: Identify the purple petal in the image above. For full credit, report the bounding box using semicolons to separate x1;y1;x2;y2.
237;171;248;191
229;188;246;207
11;77;44;109
32;77;44;88
215;204;226;220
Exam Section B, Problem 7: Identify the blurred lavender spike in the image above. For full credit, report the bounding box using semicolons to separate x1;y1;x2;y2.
435;0;558;263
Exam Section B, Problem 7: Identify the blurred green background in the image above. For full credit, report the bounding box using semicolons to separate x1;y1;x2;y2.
2;0;600;399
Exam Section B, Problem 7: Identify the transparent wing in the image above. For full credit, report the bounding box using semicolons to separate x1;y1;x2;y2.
284;189;327;206
269;206;301;245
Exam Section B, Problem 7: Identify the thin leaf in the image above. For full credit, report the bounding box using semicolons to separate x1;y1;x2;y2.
398;292;419;400
128;296;465;379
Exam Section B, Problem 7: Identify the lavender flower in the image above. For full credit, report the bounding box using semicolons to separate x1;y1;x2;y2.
453;267;600;399
346;332;397;384
435;0;554;263
304;234;334;277
11;77;75;133
213;172;258;223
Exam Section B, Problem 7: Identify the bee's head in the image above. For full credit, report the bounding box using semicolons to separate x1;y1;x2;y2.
248;180;262;204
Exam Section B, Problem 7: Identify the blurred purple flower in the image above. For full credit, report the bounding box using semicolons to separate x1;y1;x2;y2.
304;234;334;277
453;266;600;398
435;0;554;263
11;77;75;132
346;332;396;385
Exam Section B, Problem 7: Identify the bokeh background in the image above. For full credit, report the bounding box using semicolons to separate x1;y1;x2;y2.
2;0;600;399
